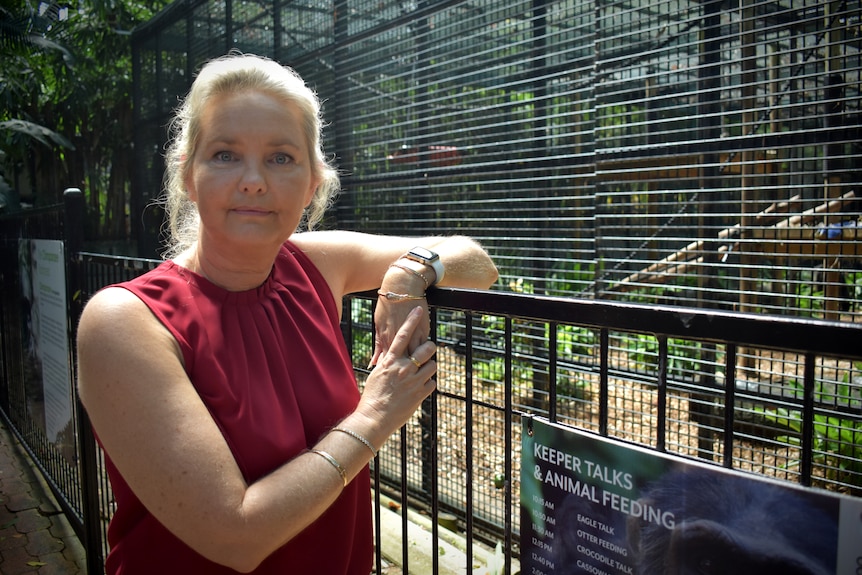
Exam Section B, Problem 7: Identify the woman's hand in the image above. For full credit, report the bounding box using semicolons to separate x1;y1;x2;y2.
369;259;432;365
353;306;437;442
370;297;430;366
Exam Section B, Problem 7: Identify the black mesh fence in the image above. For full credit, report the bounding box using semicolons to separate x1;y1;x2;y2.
132;0;862;321
2;199;861;572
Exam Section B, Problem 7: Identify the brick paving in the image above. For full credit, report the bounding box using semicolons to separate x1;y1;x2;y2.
0;420;87;574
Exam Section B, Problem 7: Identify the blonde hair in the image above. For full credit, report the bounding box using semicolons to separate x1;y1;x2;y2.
161;53;339;258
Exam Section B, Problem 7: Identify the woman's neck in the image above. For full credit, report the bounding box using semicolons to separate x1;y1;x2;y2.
176;243;278;291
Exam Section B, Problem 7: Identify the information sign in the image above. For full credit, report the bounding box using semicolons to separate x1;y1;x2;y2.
521;417;862;575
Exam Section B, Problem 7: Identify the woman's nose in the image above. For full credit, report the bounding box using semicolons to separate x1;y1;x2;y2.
240;161;266;193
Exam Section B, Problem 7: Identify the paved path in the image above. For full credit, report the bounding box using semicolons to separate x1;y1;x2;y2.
0;420;87;574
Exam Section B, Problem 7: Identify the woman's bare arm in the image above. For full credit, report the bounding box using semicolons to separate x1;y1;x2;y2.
293;231;498;360
292;230;498;301
77;287;435;572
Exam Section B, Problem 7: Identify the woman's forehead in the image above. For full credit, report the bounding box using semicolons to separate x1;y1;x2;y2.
198;91;305;141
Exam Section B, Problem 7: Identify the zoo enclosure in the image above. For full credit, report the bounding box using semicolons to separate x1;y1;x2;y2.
2;195;862;573
132;0;862;319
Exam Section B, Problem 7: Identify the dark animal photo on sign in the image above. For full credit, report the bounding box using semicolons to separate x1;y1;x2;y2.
553;466;839;575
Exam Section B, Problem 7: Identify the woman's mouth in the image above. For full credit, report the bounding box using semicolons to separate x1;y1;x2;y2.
232;207;271;216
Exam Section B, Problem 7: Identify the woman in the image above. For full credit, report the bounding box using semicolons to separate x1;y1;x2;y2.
76;53;497;574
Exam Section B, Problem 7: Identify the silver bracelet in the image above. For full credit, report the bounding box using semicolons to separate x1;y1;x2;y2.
332;427;378;457
310;449;347;487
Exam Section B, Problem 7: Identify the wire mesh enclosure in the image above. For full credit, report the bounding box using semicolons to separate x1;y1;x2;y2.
132;0;862;320
341;290;862;564
2;199;860;572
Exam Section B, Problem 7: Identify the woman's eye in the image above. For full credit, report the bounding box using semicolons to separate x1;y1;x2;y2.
215;151;233;162
273;153;292;165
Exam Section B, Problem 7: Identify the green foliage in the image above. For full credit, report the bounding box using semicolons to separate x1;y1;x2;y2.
546;261;595;295
472;355;533;388
348;299;374;367
554;323;596;362
0;5;72;59
472;276;593;402
847;271;862;304
758;377;862;491
0;119;74;149
0;0;168;234
624;332;702;380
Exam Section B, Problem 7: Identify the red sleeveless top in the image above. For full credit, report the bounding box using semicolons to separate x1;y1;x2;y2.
101;241;371;574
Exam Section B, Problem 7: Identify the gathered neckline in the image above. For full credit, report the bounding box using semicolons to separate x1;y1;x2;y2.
162;258;277;304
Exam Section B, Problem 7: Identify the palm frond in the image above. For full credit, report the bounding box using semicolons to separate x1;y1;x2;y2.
0;8;31;52
0;6;74;63
0;119;76;150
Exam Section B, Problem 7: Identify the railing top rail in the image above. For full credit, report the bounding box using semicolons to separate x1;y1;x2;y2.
0;203;64;222
424;288;862;361
73;253;862;361
78;251;162;265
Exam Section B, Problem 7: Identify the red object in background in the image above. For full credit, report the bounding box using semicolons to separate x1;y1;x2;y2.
387;145;463;167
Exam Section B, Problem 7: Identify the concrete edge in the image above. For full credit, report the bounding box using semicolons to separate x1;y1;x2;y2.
375;492;519;575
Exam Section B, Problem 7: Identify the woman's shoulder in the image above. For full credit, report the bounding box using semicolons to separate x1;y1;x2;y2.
77;285;184;379
82;284;150;317
78;286;163;341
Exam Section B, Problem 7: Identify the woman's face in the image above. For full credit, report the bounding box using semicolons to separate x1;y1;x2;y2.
185;89;319;254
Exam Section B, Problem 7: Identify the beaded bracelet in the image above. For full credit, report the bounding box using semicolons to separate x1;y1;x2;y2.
332;427;378;457
310;449;347;487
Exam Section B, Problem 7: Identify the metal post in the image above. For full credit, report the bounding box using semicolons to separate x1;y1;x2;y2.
64;188;105;574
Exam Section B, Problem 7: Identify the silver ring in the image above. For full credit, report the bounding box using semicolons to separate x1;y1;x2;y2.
408;355;422;368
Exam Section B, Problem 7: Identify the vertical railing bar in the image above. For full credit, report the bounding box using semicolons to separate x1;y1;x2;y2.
372;453;382;575
385;291;408;573
98;447;110;563
599;328;609;436
464;312;475;572
549;321;558;422
65;189;104;574
400;424;409;573
801;352;816;486
656;335;668;452
366;296;383;575
429;308;439;575
723;343;737;469
504;316;514;575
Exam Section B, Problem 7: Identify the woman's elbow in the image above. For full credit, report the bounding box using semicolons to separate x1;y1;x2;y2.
469;254;499;289
484;261;500;288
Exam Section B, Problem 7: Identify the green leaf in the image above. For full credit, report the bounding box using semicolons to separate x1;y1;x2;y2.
0;119;75;149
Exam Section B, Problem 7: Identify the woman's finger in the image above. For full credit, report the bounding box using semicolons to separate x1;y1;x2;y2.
386;306;424;357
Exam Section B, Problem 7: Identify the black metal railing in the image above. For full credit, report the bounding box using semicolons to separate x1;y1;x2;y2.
343;287;862;574
1;192;861;574
0;198;84;551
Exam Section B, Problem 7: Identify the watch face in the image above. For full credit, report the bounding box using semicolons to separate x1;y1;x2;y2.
409;247;438;262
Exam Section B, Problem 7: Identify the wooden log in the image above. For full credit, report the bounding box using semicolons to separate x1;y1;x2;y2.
610;190;858;291
747;191;857;240
754;194;802;225
755;237;862;257
766;190;856;230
